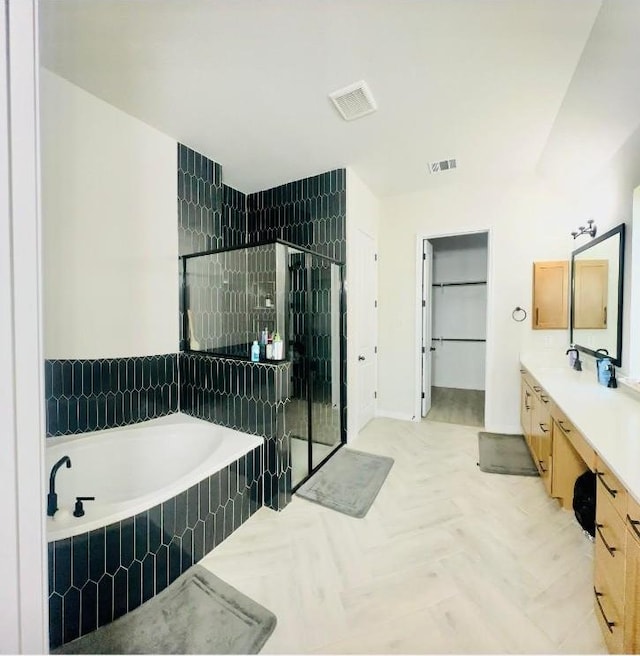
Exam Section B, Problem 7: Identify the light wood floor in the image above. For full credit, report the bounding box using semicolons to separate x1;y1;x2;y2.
199;417;606;654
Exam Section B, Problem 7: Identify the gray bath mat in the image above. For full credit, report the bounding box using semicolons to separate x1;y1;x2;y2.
478;432;539;476
54;565;276;654
296;448;394;518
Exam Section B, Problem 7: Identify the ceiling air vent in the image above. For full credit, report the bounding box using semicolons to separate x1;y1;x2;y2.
429;158;457;174
329;80;377;121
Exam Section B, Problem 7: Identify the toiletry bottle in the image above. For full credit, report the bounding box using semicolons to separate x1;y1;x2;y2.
597;358;612;386
266;334;273;360
251;340;260;362
273;331;283;360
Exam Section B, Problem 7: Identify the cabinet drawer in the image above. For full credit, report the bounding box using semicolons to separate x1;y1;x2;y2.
596;456;628;520
550;405;575;437
596;489;627;599
628;495;640;546
519;367;533;388
594;569;625;655
552;414;596;471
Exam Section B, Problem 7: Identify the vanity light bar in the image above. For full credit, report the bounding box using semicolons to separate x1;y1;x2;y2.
571;219;597;239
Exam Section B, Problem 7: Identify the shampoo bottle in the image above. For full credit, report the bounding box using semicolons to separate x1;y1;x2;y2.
273;332;283;360
251;340;260;362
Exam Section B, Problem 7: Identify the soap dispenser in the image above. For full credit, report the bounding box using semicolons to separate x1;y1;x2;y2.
595;349;610;386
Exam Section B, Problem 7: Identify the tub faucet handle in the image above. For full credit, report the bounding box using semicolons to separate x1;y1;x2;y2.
73;496;95;518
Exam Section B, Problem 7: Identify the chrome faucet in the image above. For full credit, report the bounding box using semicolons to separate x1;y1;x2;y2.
47;456;71;517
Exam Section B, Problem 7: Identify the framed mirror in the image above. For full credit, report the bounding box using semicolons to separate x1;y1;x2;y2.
570;223;625;366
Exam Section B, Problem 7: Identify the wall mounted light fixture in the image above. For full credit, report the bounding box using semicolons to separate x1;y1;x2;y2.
571;219;597;239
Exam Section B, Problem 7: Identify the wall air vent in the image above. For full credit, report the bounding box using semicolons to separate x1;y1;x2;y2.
428;158;458;174
329;80;377;121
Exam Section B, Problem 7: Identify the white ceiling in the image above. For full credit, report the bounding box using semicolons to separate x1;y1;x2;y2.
39;0;640;197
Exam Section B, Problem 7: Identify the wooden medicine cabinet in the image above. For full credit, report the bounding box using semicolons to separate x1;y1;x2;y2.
532;260;569;329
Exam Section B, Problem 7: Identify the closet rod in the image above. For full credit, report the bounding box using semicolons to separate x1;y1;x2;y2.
431;337;486;343
432;281;487;287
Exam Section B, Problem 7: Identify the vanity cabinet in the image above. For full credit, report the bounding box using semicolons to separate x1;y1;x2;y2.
589;463;640;654
521;368;639;652
594;458;627;653
520;370;595;506
624;497;640;652
532;261;569;329
520;372;553;492
520;359;640;653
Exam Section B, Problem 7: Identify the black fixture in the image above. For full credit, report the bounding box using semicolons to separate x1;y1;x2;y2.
571;219;597;239
72;496;95;517
566;347;582;371
47;455;71;517
608;365;618;389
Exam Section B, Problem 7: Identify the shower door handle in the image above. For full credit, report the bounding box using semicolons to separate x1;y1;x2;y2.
358;355;366;361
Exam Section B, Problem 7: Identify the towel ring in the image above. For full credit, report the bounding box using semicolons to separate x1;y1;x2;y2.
512;306;527;322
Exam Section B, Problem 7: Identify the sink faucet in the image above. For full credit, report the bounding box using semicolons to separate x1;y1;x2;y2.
47;456;71;517
566;348;582;371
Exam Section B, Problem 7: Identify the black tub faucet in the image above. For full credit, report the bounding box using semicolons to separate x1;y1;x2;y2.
47;456;71;517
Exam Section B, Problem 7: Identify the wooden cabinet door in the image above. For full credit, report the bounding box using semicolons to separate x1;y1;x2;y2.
551;420;588;510
624;498;640;653
536;396;552;490
520;378;533;441
532;261;569;329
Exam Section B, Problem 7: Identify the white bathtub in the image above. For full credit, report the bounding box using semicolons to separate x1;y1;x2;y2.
46;413;263;542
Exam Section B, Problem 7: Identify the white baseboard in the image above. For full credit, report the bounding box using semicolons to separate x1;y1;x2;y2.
375;409;418;422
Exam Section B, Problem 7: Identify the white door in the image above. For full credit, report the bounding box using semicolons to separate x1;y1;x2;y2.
421;240;433;416
356;229;377;431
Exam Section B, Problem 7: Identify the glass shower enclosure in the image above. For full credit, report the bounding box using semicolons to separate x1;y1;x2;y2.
181;239;345;489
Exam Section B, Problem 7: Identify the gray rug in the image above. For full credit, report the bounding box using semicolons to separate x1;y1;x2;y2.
296;448;394;518
478;432;539;476
54;565;276;654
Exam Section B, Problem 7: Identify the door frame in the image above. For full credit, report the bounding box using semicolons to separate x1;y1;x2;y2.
1;1;48;651
414;228;493;423
420;240;433;417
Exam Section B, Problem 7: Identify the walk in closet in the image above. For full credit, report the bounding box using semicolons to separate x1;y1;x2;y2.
424;233;488;426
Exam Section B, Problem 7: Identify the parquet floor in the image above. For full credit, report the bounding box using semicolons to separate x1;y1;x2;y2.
199;417;606;654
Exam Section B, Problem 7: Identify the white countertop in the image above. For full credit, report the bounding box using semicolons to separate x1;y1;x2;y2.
520;353;640;504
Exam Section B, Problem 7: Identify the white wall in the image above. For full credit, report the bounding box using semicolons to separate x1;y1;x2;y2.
346;167;380;439
378;175;584;432
544;119;640;377
40;69;178;359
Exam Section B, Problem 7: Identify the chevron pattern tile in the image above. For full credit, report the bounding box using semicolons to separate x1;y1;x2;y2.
199;417;606;654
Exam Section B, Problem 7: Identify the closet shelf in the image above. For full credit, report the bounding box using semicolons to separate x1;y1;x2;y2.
432;281;487;287
431;337;486;343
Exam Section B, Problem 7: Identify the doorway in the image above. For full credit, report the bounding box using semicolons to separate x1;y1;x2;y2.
421;232;488;427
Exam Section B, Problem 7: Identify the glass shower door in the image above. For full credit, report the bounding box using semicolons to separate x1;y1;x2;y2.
308;256;342;470
287;247;343;488
287;249;310;488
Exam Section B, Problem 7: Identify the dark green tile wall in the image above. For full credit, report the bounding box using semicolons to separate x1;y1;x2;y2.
48;445;263;649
